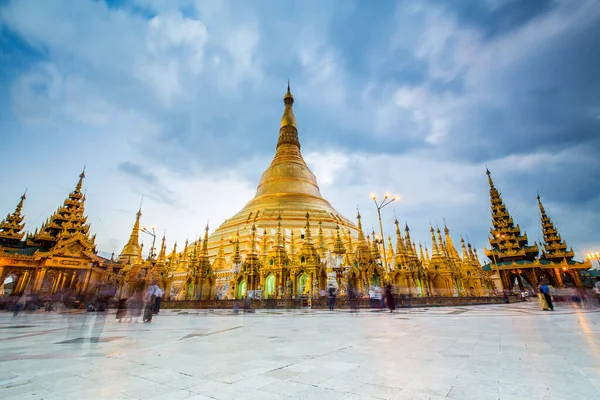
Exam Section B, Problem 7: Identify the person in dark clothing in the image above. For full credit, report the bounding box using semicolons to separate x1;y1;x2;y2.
327;285;336;311
385;284;395;313
539;278;554;311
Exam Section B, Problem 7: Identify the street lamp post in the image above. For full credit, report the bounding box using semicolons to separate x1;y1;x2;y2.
586;252;600;269
140;226;156;260
370;192;399;278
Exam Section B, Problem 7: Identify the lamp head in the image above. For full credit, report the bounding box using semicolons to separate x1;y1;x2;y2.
384;192;390;199
370;193;376;200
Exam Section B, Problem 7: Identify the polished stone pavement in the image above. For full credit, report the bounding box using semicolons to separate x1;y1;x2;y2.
1;302;600;400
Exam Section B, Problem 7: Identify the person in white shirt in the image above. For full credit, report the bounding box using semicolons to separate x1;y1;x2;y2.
154;286;164;314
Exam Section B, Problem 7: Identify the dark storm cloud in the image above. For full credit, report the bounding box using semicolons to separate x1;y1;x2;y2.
117;161;158;184
447;0;556;39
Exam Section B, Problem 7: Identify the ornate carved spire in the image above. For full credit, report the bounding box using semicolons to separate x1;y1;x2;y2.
404;223;415;257
232;231;242;264
268;214;288;267
394;218;406;256
333;225;346;255
198;224;211;275
444;224;460;260
370;230;381;260
213;236;227;271
460;237;469;260
31;170;96;252
261;228;269;264
317;220;327;256
289;228;297;263
157;234;167;263
418;243;424;261
0;190;27;245
484;169;538;263
536;193;574;262
249;223;259;255
436;228;446;257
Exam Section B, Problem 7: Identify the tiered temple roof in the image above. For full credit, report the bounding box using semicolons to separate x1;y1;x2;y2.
0;191;27;247
29;169;96;253
483;169;538;263
537;193;575;262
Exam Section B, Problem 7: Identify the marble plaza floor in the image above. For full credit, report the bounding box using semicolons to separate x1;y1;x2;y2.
1;302;600;400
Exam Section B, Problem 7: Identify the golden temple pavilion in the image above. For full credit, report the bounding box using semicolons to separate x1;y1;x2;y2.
0;85;591;303
483;169;591;289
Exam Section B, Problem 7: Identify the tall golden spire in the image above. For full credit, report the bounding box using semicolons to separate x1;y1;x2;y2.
444;224;460;260
386;235;394;264
157;234;167;263
303;213;313;244
370;229;381;260
119;208;142;264
430;226;442;257
436;228;446;257
213;236;227;270
280;81;297;131
74;166;85;193
274;214;285;249
346;227;354;254
404;223;415;257
198;224;211;275
0;190;27;245
268;214;288;267
460;237;469;261
289;228;297;263
394;218;406;256
232;231;242;264
317;220;327;256
261;227;269;263
249;223;258;255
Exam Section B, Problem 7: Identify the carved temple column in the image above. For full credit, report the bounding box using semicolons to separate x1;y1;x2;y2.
570;270;582;287
32;267;48;292
553;268;564;288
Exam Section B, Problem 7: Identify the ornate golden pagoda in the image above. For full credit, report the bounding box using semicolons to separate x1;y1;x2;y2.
206;83;357;259
0;170;103;297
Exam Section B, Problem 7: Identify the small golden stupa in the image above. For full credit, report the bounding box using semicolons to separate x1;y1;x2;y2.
206;83;358;258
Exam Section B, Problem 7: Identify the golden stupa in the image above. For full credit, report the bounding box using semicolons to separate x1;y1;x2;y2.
206;83;358;258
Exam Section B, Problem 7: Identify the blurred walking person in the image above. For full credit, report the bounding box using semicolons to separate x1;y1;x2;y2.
154;285;164;314
327;285;336;311
126;289;143;323
143;280;159;323
538;278;554;311
13;290;28;317
385;284;396;313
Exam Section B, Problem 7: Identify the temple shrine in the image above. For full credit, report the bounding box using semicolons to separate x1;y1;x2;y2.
0;86;592;302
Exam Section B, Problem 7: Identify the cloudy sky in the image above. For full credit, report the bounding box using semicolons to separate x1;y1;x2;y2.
1;0;599;262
